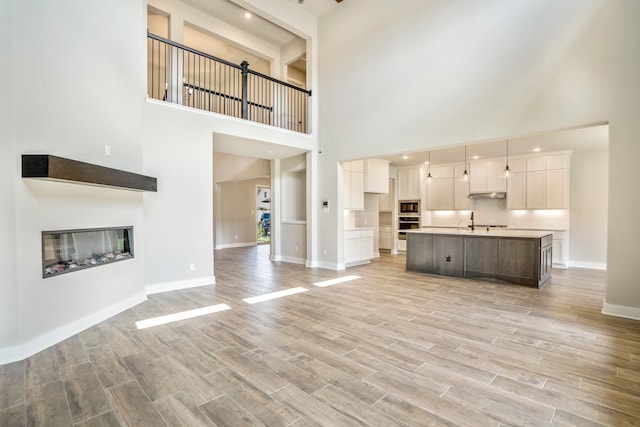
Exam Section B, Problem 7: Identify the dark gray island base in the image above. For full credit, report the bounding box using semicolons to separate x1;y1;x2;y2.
406;229;553;288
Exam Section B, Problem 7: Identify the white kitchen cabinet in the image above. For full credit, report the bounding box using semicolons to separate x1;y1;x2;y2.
397;167;421;200
342;161;364;210
527;156;546;172
454;163;472;210
344;229;374;266
546;169;567;209
427;177;454;210
525;153;569;209
470;160;506;193
379;226;392;250
506;172;526;209
546;154;568;170
526;170;546;209
552;231;569;268
379;179;394;212
364;159;390;193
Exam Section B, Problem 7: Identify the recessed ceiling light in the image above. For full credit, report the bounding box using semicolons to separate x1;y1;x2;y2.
244;12;252;18
472;155;479;160
533;147;541;152
402;155;409;160
424;161;429;165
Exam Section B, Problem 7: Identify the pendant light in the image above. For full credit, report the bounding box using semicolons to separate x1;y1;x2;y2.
426;150;432;183
504;139;511;178
462;145;469;181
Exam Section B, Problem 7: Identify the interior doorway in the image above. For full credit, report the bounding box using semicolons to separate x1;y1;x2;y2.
256;186;271;244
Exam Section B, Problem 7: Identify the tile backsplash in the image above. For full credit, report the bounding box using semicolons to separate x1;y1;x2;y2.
424;199;569;230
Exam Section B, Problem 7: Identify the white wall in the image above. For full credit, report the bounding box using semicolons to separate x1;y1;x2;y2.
280;154;307;263
0;0;19;357
143;102;216;292
317;0;640;315
570;148;608;267
4;0;149;362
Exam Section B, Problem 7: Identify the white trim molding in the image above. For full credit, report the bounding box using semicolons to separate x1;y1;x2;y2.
0;291;147;365
280;256;306;265
145;276;216;295
602;301;640;321
215;242;256;250
567;261;607;270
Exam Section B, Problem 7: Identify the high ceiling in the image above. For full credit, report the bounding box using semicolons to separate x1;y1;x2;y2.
178;0;338;48
384;124;609;167
179;2;608;163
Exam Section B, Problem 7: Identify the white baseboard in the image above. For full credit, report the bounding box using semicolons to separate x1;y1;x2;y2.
315;261;341;270
567;261;607;270
0;291;147;365
215;242;256;249
280;255;306;265
373;251;380;258
305;260;318;268
602;302;640;321
145;276;216;295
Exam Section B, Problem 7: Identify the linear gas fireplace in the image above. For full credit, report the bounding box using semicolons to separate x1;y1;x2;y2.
42;226;134;278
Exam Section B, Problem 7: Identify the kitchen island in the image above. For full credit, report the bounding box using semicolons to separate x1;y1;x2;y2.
406;228;553;287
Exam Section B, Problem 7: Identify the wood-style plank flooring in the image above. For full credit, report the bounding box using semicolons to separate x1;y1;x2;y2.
2;246;639;426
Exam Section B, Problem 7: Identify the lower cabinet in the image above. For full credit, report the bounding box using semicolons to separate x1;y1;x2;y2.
379;226;393;250
407;233;553;287
552;231;569;267
344;229;374;266
405;234;464;277
433;235;465;277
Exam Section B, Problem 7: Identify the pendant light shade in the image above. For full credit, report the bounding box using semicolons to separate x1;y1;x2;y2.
462;145;469;181
427;150;432;183
504;139;511;178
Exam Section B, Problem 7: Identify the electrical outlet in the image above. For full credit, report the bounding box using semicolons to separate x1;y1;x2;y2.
189;263;195;271
104;145;111;156
295;246;299;252
234;235;238;240
323;249;327;256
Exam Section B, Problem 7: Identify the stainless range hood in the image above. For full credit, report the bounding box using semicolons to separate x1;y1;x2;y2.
468;192;507;199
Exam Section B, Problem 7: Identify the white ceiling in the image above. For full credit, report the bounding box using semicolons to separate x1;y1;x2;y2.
384;124;609;167
184;2;608;164
178;0;339;48
213;133;308;160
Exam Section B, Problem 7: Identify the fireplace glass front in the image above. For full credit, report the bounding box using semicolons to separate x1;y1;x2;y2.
42;226;133;278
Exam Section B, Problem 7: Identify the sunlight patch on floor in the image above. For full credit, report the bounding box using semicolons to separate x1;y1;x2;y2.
135;303;232;329
313;275;361;287
243;287;309;304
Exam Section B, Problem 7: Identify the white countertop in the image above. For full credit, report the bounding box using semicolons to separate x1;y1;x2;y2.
345;227;375;231
406;228;553;239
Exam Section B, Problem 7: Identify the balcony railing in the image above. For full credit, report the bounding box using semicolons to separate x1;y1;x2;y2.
147;32;311;134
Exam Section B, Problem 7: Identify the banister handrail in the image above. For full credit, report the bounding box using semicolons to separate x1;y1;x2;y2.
148;31;311;96
148;31;310;133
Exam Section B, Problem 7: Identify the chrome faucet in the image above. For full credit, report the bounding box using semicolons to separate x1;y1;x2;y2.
468;211;475;231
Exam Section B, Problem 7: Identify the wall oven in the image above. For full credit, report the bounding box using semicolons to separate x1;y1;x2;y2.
399;200;420;214
398;216;421;240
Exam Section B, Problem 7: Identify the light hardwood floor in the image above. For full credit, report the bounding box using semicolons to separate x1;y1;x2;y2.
1;246;639;426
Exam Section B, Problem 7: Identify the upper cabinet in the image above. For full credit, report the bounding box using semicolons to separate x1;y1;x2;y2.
469;160;507;193
364;159;390;193
525;153;569;209
397;166;422;200
426;164;470;210
379;179;394;212
343;160;364;210
506;157;527;209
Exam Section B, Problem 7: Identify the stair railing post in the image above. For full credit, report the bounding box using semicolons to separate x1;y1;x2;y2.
241;61;249;120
